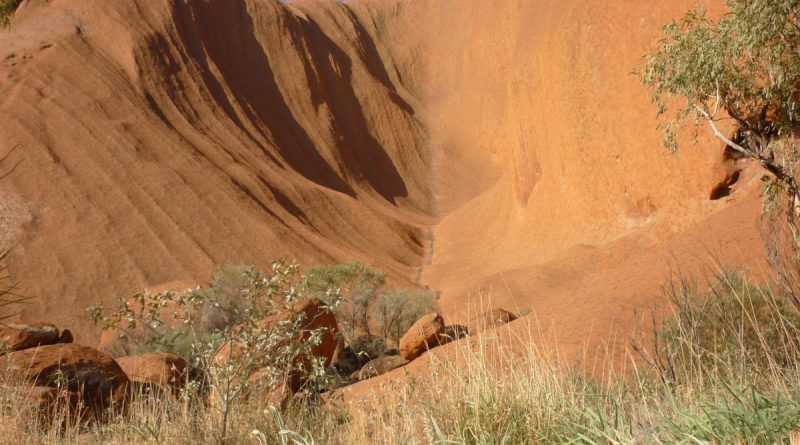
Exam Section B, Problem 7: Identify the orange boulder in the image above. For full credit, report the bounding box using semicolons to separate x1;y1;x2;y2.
116;352;195;397
357;355;408;381
18;386;88;428
399;313;445;361
0;323;63;352
3;343;129;414
294;298;339;371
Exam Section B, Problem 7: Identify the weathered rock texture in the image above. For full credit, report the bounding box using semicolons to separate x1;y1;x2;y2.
0;0;767;370
0;323;62;352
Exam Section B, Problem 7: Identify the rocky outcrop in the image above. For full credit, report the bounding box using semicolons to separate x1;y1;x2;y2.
216;298;338;373
293;298;340;385
0;0;768;373
0;323;71;352
399;313;445;361
3;344;129;415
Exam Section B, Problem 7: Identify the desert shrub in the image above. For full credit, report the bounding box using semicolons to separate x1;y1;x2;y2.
91;264;263;358
641;1;800;202
0;0;20;26
642;270;800;388
374;289;439;345
349;334;387;363
305;261;385;340
8;278;800;443
89;260;339;443
306;261;440;346
191;264;255;332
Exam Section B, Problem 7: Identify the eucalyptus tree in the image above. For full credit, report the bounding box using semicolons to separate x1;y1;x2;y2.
641;0;800;300
642;0;800;210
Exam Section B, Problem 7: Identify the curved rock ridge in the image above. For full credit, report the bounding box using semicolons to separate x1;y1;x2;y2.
0;0;433;341
0;0;766;368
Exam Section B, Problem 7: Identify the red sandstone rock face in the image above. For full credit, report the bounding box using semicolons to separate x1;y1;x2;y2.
0;0;767;378
399;313;445;361
116;352;194;397
3;343;129;414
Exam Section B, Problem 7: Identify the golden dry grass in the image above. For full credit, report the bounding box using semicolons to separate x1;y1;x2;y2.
3;273;800;444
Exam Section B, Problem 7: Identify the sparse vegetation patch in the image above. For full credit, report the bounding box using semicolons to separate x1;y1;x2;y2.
0;0;21;26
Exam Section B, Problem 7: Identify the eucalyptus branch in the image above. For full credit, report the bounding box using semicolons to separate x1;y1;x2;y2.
694;104;751;156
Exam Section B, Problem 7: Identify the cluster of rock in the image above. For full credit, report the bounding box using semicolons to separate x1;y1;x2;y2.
329;308;517;384
0;302;518;430
1;323;131;427
1;324;207;426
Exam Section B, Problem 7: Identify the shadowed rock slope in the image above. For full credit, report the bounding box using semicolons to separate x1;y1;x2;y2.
0;0;433;340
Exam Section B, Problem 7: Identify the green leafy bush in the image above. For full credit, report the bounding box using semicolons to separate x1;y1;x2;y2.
305;261;439;345
90;264;259;358
641;1;800;177
641;1;800;296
